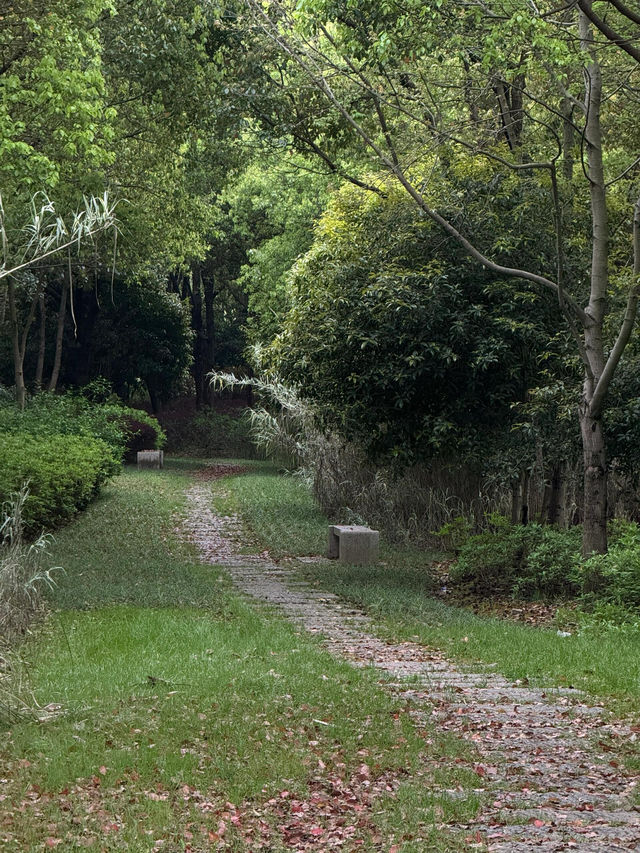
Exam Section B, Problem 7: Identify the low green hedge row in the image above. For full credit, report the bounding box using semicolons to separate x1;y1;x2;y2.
0;433;119;534
0;394;165;459
0;393;165;534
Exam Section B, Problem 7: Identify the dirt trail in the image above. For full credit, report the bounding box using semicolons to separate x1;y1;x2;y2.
183;473;640;852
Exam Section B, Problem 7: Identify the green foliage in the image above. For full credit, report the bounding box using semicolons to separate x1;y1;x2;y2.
83;275;194;406
0;486;59;646
114;413;165;462
433;516;472;553
163;407;259;458
514;527;582;599
452;521;581;599
452;516;640;608
0;394;165;460
0;0;116;201
560;602;640;637
271;181;560;465
0;393;165;531
0;434;117;534
580;522;640;610
218;156;330;343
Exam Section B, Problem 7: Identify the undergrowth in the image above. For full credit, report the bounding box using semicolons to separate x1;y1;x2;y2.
0;486;59;642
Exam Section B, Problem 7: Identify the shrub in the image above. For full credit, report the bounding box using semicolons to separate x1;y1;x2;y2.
580;532;640;609
0;393;163;536
0;393;124;451
452;519;581;599
512;527;581;599
0;394;165;462
433;515;472;553
0;433;118;533
108;409;166;462
450;518;536;595
163;407;259;458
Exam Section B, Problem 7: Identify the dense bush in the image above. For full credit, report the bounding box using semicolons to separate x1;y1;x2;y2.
579;521;640;609
451;518;581;599
0;394;165;461
514;527;582;599
163;407;260;458
270;182;562;466
0;434;118;533
451;516;640;609
0;393;163;534
111;412;166;462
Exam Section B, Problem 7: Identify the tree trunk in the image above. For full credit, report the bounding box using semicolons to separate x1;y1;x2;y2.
35;291;46;390
203;274;216;406
561;99;575;180
576;11;611;555
147;380;161;415
8;279;39;410
8;280;26;410
547;462;567;527
520;468;531;525
48;278;69;392
0;283;6;325
510;478;521;525
188;268;206;409
579;406;607;555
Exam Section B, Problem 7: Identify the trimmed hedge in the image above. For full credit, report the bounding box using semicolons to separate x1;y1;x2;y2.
0;394;166;536
0;434;118;534
0;395;165;461
114;413;165;462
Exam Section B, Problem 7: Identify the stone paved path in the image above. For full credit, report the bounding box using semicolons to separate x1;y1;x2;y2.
183;474;640;851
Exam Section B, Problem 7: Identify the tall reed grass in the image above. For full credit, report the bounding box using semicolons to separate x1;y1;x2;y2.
0;485;59;642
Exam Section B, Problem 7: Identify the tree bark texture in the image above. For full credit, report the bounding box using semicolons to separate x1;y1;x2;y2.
48;277;69;393
189;270;206;409
203;274;216;406
8;279;38;410
35;291;46;390
579;407;607;554
547;463;567;527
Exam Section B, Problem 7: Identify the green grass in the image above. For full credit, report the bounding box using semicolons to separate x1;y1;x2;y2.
223;466;640;714
223;464;439;579
215;465;330;558
0;459;478;852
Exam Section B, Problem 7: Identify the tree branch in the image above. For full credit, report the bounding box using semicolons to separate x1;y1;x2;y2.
604;0;640;28
246;1;589;325
577;0;640;64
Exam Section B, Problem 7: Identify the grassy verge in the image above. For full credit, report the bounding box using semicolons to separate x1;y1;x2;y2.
0;460;479;852
223;466;640;715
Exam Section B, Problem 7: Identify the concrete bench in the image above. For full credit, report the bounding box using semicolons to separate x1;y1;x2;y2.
137;449;164;469
327;525;379;565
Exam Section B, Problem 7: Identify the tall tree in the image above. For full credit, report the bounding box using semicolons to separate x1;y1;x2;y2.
242;0;640;554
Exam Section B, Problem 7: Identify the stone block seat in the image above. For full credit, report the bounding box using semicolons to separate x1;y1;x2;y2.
327;524;379;565
136;449;164;469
